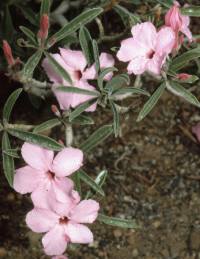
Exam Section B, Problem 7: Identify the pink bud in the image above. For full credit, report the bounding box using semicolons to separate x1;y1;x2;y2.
177;73;192;80
165;1;182;32
2;40;15;66
51;104;60;117
38;14;49;40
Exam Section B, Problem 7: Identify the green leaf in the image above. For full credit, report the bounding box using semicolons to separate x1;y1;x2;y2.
98;67;118;90
40;0;51;17
137;83;166;122
72;172;82;196
45;52;72;84
79;26;94;65
80;124;113;152
3;149;20;159
19;26;37;45
33;118;61;133
181;6;200;17
49;8;103;45
70;114;94;125
114;4;140;26
166;81;200;107
7;129;63;151
98;214;138;229
2;5;14;41
2;132;15;186
79;169;105;196
155;0;173;8
110;101;120;137
105;74;130;93
92;39;100;73
56;86;100;97
112;87;150;97
3;88;23;122
170;48;200;71
16;5;39;26
22;50;43;78
69;98;97;122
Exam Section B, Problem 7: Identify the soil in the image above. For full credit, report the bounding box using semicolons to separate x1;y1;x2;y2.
1;89;200;259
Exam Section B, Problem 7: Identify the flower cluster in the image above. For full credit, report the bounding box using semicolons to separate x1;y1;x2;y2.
13;143;100;257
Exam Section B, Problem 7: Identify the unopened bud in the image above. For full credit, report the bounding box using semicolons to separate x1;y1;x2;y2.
58;139;64;146
2;40;15;66
51;104;61;117
38;14;49;41
177;73;192;80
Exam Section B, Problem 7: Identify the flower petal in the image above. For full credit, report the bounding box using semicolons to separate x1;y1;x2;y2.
13;166;42;194
21;142;54;171
156;26;175;55
146;53;165;75
127;56;148;75
42;224;68;256
69;199;100;223
65;222;93;244
60;48;87;72
117;38;138;62
26;208;59;233
52;147;83;177
180;15;192;42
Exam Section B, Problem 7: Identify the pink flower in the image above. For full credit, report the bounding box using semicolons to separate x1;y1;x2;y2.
177;73;192;80
42;49;114;111
117;22;175;75
26;198;100;256
13;143;83;210
192;123;200;142
165;1;192;48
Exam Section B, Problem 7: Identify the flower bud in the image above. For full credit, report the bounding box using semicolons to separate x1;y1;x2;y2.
177;73;192;80
165;1;182;32
38;14;49;41
2;40;15;66
51;104;61;117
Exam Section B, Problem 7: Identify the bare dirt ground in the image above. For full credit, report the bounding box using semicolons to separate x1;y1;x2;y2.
1;89;200;259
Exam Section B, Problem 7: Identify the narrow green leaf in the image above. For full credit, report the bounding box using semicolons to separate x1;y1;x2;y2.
80;124;113;152
79;26;94;65
105;74;130;93
114;4;140;25
69;98;97;122
137;83;166;122
45;52;72;84
7;129;63;151
170;48;200;71
56;86;100;97
20;26;37;45
181;6;200;17
72;172;82;196
166;81;200;107
22;50;43;78
16;6;39;26
49;8;103;45
3;149;20;159
70;114;94;125
33;118;61;133
155;0;173;8
79;169;105;196
112;87;150;97
3;88;23;122
40;0;51;17
92;39;100;73
98;214;138;229
110;101;120;137
98;67;118;90
2;132;15;186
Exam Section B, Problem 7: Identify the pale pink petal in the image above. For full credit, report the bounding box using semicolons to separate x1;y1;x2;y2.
53;177;74;202
71;80;97;112
156;26;175;55
65;223;93;244
165;3;182;32
69;200;99;223
42;224;68;256
26;208;59;233
146;54;165;75
31;185;51;209
21;142;54;171
52;147;83;177
127;56;148;75
99;53;115;80
131;22;157;51
117;38;139;62
180;15;192;42
82;65;96;80
60;48;87;72
192;123;200;142
53;84;73;111
13;166;42;194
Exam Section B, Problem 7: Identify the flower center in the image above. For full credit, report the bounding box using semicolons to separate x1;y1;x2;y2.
74;70;82;80
47;171;55;180
59;217;69;225
147;50;155;59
